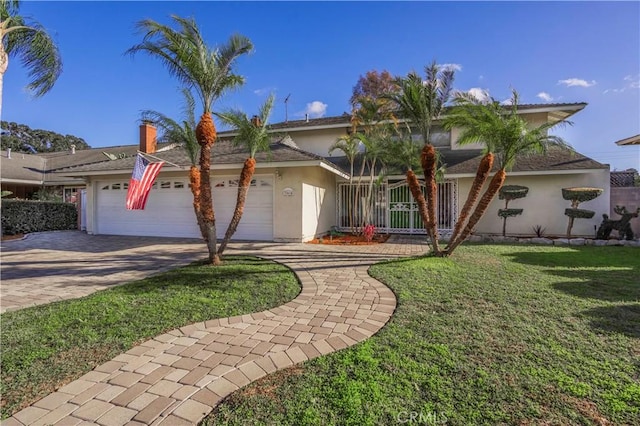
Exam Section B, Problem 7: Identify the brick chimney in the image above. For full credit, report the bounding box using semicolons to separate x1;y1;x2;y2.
139;121;157;154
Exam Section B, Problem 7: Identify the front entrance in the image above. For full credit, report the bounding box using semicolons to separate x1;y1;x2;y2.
337;178;457;234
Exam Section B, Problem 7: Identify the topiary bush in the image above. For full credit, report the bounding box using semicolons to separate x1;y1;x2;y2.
1;199;77;235
498;185;529;236
562;187;603;237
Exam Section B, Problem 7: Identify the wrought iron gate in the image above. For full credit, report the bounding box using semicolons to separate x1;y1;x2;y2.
337;179;457;234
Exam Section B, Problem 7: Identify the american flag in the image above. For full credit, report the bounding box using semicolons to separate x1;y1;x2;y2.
126;154;164;210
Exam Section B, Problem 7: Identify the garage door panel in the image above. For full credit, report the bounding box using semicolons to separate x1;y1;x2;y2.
95;175;273;240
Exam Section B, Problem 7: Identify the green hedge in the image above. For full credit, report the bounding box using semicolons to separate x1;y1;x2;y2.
1;199;77;235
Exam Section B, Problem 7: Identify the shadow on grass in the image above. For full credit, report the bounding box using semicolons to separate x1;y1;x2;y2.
581;304;640;339
505;246;639;303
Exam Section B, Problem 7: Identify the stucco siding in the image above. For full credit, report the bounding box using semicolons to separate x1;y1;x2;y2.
457;170;610;237
270;166;336;242
291;128;350;157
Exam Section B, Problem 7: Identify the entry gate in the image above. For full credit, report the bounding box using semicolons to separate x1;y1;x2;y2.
337;179;457;234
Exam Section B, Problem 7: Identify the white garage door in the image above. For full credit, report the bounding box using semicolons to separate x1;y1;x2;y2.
95;175;274;241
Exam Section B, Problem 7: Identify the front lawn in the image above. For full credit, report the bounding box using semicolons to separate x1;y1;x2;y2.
205;245;639;425
0;256;300;419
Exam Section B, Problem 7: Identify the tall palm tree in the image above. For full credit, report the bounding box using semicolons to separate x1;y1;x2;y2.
0;0;62;119
127;15;253;263
214;94;274;261
444;90;571;255
442;91;498;248
383;123;431;236
141;88;207;238
387;62;455;255
329;133;360;233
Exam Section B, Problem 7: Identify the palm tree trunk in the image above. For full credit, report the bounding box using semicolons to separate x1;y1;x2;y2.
0;44;8;121
420;144;441;254
216;157;256;260
188;165;208;240
361;158;377;229
446;152;494;249
196;112;217;264
446;169;506;255
352;159;366;234
406;169;430;229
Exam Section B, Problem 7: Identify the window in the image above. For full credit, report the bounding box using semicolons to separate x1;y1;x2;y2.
228;179;239;188
123;182;129;190
160;181;171;189
152;182;158;189
111;183;121;190
174;181;184;189
101;185;109;190
410;127;451;148
64;187;79;203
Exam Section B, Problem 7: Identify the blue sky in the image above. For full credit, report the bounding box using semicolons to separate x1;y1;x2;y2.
3;1;639;171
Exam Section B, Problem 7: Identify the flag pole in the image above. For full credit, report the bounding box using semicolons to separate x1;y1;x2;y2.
137;151;185;169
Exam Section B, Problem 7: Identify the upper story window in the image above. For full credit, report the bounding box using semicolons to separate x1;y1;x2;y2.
411;127;450;148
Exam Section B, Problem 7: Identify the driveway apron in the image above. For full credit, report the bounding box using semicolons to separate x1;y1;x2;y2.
2;232;427;426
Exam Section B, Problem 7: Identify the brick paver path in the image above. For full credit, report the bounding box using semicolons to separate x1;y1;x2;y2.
2;233;427;425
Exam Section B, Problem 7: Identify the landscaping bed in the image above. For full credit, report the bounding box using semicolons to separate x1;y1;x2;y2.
204;245;639;425
307;233;390;245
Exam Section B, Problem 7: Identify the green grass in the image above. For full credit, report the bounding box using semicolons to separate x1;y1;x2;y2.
204;245;639;425
0;256;300;419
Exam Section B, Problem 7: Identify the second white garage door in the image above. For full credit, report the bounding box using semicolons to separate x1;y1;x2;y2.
94;175;273;241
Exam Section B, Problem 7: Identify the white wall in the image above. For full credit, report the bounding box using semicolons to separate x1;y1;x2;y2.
457;169;611;237
271;165;336;242
292;128;351;157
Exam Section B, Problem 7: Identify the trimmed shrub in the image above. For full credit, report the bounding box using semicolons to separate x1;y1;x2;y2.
1;199;77;235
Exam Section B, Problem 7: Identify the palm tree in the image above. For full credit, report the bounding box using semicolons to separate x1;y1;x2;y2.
127;15;253;263
387;62;455;255
0;0;62;119
444;90;571;255
383;123;431;235
214;94;274;261
442;91;498;248
141;88;207;238
329;133;360;232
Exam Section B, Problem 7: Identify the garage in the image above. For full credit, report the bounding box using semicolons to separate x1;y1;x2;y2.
94;175;274;241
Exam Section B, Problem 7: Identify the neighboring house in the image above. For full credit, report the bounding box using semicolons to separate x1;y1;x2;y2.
1;102;611;241
614;134;640;146
0;145;144;201
610;134;640;237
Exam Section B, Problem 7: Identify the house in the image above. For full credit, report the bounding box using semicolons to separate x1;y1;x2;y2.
1;102;611;241
610;134;640;237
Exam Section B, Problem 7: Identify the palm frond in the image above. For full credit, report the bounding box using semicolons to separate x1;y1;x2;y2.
3;11;62;97
215;94;274;158
127;16;252;113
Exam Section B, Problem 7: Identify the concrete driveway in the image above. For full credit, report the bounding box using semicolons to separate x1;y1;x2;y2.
0;231;206;313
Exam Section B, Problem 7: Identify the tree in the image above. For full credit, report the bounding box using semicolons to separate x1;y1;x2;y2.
141;88;207;239
1;120;90;152
0;0;62;119
329;133;360;233
127;16;253;264
214;94;274;262
444;90;571;255
386;61;456;256
350;70;399;117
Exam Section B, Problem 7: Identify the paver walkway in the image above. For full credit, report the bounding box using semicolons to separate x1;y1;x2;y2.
3;233;428;426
